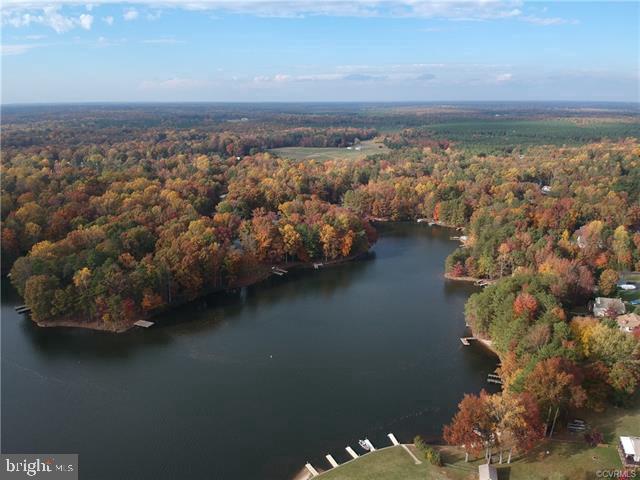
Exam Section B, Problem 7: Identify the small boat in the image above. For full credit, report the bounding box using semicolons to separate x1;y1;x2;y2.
358;439;371;451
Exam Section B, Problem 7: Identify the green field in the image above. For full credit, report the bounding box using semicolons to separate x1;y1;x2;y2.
270;140;389;161
423;119;640;153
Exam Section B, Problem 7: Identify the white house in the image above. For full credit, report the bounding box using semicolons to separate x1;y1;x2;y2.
592;297;626;317
620;436;640;466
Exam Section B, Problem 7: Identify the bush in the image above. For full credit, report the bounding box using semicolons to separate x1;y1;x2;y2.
424;446;442;466
413;436;441;466
413;435;427;453
584;430;603;447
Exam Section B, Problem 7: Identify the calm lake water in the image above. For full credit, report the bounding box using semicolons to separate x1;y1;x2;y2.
1;224;497;480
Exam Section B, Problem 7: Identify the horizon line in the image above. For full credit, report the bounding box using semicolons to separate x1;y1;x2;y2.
3;99;640;107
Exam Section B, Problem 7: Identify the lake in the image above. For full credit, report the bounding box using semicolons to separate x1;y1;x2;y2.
1;223;497;480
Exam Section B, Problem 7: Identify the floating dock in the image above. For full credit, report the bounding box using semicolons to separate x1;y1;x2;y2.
134;320;155;328
271;266;288;276
325;455;339;468
304;463;319;477
345;446;359;459
460;337;475;346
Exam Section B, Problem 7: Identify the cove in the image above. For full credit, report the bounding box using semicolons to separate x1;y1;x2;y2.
1;223;498;480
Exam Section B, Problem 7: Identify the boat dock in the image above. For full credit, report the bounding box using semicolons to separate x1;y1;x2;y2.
134;320;155;328
487;373;503;385
271;266;288;276
460;337;475;346
302;433;416;477
15;305;31;314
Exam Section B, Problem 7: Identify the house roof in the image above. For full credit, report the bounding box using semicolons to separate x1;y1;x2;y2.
593;297;626;316
621;436;640;457
478;463;498;480
617;313;640;331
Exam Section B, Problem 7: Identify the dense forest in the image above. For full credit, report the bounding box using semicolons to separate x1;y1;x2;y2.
2;104;639;457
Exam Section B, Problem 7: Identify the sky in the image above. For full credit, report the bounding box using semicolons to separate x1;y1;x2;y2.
1;1;638;103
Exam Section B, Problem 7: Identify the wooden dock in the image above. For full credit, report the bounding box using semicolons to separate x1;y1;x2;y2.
460;337;475;346
271;266;288;276
345;446;359;459
134;320;155;328
15;305;31;314
487;373;503;385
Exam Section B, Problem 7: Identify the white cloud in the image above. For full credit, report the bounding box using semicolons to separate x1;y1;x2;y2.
123;8;139;21
103;15;114;25
78;13;93;29
146;10;162;20
96;36;127;47
520;15;578;26
0;1;578;25
1;43;42;55
2;5;94;33
495;73;513;83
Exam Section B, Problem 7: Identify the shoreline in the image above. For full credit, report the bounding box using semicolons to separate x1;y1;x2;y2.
471;335;501;358
22;251;371;333
443;272;497;285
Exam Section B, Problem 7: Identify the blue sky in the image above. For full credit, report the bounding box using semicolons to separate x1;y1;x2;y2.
1;1;638;103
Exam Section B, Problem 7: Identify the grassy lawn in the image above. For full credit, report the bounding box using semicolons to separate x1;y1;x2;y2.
314;400;640;480
270;140;389;161
316;446;452;480
316;442;624;480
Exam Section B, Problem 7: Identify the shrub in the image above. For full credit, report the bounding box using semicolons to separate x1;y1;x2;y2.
584;430;603;447
413;435;427;453
413;436;441;466
424;446;442;466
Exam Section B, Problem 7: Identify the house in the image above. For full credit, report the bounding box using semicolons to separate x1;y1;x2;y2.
617;313;640;333
575;225;588;249
592;297;626;317
478;463;498;480
574;224;604;250
619;436;640;467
